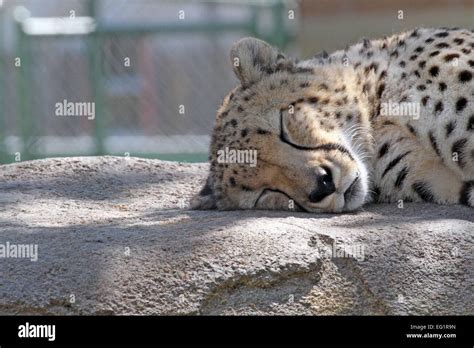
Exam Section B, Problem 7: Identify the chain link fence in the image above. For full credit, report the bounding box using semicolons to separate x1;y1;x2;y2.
0;0;295;163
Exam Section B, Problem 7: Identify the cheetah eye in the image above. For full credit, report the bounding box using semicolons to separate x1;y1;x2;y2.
280;110;314;150
279;110;354;160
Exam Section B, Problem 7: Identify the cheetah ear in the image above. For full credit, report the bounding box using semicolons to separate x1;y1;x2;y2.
230;37;285;87
190;176;217;210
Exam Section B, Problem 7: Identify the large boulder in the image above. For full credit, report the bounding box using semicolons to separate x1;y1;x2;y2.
0;156;472;315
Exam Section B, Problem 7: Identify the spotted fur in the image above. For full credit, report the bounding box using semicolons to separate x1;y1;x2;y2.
192;28;474;213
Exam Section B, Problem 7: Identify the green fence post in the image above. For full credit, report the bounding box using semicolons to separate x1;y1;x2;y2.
88;0;106;155
270;0;288;49
248;4;259;37
0;4;6;163
15;9;33;161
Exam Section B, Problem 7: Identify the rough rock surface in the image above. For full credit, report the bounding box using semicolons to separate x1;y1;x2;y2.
0;156;472;315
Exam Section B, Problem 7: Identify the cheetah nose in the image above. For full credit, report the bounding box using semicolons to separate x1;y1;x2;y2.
308;169;336;203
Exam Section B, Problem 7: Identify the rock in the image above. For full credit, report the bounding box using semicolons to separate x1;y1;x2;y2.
0;156;472;315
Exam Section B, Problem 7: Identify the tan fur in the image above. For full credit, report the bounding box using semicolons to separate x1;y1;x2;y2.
192;28;474;212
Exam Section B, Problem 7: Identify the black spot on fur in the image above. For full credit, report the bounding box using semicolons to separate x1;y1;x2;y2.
240;129;249;137
458;70;472;83
308;97;318;103
429;131;441;156
382;151;411;178
446;121;456;137
377;83;385;98
319;83;329;90
461;48;471;55
421;96;429;106
401;72;406;79
467;115;474;131
413;182;435;202
459;181;474;205
230;119;238;127
407;124;417;136
452;138;468;168
300;81;310;88
438;82;447;91
378;143;390;158
229;177;236;187
362;82;371;93
435;42;450;48
456;97;468;113
435;31;449;38
468;60;474;68
399;61;406;67
418;61;426;69
241;185;253;191
444;53;460;62
429;66;439;77
294;67;313;74
257;128;270;135
429;51;440;57
414;46;424;53
414;70;421;78
417;85;426;91
369;62;379;72
394;167;409;188
435;101;443;114
425;38;434;43
453;38;464;45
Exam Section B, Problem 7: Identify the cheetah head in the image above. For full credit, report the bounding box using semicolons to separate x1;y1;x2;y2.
192;38;372;213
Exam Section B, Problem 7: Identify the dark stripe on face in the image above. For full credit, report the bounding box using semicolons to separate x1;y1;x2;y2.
394;167;409;187
412;181;435;202
459;181;474;205
254;188;308;212
382;151;411;178
280;111;354;160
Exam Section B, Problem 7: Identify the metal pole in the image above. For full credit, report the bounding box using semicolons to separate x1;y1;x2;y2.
87;0;105;155
0;3;6;163
15;8;33;161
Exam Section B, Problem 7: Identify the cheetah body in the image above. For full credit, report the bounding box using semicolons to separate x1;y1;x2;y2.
193;28;474;213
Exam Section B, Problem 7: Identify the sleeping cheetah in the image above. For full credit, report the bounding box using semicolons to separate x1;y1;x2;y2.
192;28;474;213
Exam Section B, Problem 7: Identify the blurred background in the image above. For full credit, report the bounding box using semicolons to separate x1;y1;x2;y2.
0;0;472;164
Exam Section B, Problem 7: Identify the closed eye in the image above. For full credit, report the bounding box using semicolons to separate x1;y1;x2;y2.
279;110;354;160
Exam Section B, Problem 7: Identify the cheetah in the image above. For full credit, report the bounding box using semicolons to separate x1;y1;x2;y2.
192;28;474;213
